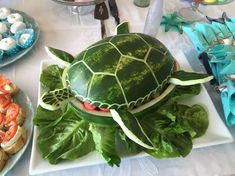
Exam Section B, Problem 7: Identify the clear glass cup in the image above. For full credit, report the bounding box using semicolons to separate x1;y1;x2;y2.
178;1;204;21
143;0;163;37
133;0;150;7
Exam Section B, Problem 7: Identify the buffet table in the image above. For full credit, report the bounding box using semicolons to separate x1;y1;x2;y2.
1;0;235;175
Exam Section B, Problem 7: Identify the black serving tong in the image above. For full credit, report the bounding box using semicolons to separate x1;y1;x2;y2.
108;0;120;25
198;52;217;85
94;2;109;38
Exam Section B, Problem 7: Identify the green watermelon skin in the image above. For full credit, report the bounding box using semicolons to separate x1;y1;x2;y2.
70;84;175;126
67;33;174;109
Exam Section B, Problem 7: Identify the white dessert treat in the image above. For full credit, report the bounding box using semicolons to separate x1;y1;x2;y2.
10;21;26;34
0;37;16;51
19;33;30;45
0;7;10;20
0;22;8;34
7;13;23;24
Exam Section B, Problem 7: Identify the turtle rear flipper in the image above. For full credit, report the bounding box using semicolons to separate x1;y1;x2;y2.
110;109;154;150
169;70;213;86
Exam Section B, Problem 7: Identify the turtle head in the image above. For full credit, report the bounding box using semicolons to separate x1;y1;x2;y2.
115;21;130;35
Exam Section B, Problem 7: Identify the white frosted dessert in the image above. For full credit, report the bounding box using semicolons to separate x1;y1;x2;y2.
0;22;8;34
10;21;26;34
0;37;16;51
19;33;30;45
7;13;23;24
0;7;10;20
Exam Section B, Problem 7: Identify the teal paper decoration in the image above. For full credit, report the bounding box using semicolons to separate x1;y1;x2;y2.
160;12;194;34
183;13;235;126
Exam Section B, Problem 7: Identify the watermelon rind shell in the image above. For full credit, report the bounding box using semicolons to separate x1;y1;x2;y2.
45;46;74;67
67;33;175;110
70;84;176;126
169;71;213;86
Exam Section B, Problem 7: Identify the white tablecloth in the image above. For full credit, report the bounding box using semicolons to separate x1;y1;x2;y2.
1;0;235;175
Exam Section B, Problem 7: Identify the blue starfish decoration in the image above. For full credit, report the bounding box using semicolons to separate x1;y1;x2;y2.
160;12;194;34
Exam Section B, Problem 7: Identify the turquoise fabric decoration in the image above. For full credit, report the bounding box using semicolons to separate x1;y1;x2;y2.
212;21;233;38
183;26;209;53
224;19;235;37
221;80;235;126
227;79;235;115
208;45;235;84
195;23;218;44
183;13;235;126
160;12;194;34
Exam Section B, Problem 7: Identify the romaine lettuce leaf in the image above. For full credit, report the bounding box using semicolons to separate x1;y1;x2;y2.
33;105;63;128
37;103;95;164
139;112;193;158
170;84;201;102
118;129;144;154
158;103;208;138
89;124;121;166
40;65;64;91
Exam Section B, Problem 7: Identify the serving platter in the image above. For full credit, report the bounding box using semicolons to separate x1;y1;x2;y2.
0;9;40;68
1;89;34;176
29;51;233;175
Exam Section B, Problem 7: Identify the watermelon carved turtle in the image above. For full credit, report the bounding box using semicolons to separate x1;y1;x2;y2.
40;22;212;149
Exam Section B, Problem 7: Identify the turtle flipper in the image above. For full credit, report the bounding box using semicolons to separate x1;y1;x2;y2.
39;87;74;110
169;70;213;86
110;109;154;149
45;46;75;67
115;22;130;35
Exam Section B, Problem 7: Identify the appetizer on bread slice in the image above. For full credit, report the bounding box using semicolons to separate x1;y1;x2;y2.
1;121;27;154
0;94;12;113
0;74;18;95
0;114;5;130
0;148;8;171
5;103;24;126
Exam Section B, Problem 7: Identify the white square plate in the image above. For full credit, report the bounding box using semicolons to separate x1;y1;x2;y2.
29;51;233;175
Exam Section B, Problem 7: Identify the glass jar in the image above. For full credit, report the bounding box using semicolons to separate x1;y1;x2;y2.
133;0;150;7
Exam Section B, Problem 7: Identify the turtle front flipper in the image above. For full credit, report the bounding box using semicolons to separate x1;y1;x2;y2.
45;46;75;67
39;87;75;111
169;70;213;86
110;109;154;150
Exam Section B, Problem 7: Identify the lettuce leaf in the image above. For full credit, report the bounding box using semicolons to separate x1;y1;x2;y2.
118;129;144;154
40;65;64;90
89;124;121;166
33;105;63;128
139;111;193;158
170;84;201;102
37;103;95;164
158;103;208;138
36;66;208;164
